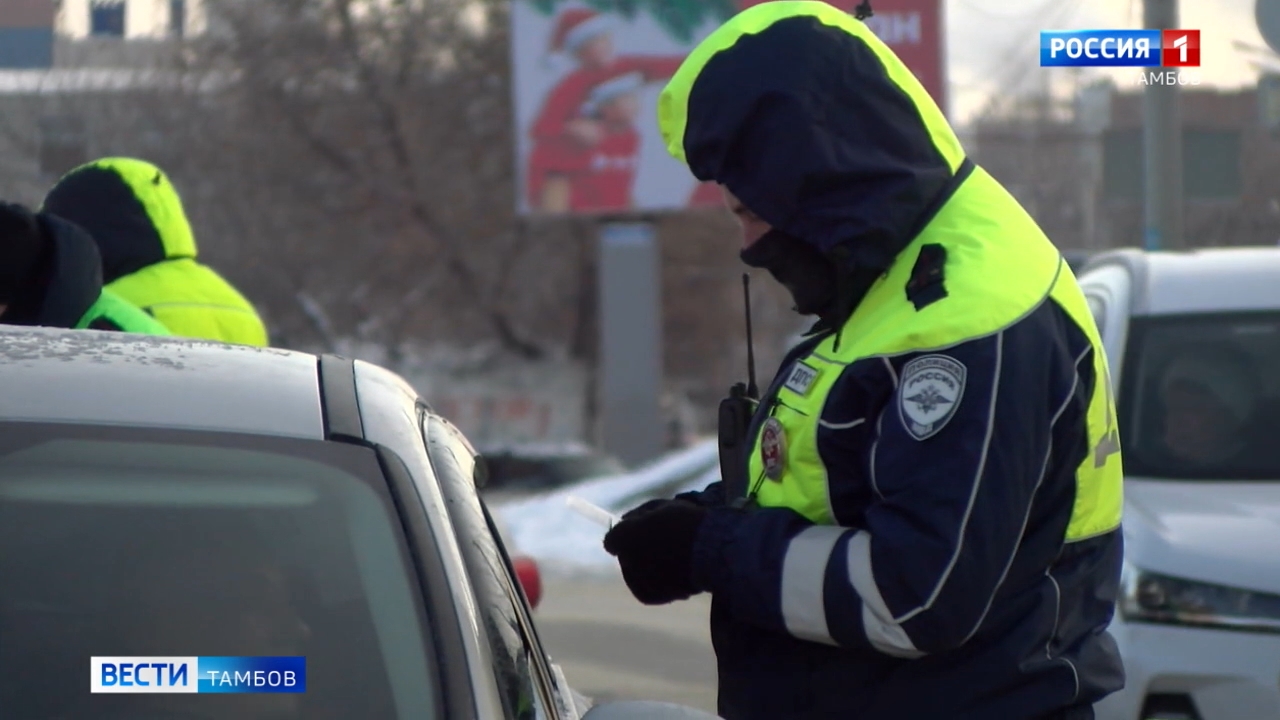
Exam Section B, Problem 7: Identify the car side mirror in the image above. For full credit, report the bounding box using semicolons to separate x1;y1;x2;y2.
582;700;723;720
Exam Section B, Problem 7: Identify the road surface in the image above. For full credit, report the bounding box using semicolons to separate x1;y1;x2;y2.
535;570;719;714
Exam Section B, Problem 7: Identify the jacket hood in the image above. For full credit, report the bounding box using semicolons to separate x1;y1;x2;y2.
34;214;105;329
42;158;198;283
657;1;968;270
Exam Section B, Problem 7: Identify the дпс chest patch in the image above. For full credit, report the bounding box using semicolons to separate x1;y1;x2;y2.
898;354;967;440
783;360;820;396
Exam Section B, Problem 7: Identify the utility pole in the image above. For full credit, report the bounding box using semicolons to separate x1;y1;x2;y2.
1142;0;1183;250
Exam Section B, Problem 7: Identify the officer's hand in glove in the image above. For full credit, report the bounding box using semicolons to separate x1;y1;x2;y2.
619;498;668;520
603;499;707;606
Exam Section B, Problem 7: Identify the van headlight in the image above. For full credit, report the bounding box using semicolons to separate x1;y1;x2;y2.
1120;564;1280;634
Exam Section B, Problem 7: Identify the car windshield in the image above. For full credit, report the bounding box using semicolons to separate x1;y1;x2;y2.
1119;311;1280;480
0;423;438;720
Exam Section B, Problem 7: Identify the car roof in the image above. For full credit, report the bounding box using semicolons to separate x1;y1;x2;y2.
0;327;326;439
1080;247;1280;316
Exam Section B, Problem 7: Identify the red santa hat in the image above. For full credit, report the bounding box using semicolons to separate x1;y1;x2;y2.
549;8;614;55
581;71;644;116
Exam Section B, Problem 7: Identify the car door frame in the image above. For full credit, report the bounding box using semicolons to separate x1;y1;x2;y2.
1078;262;1134;394
422;410;572;720
374;444;485;719
478;497;583;719
348;358;509;719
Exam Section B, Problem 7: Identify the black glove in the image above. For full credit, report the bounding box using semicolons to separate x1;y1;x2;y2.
674;481;725;507
603;499;707;606
620;498;668;520
0;203;48;306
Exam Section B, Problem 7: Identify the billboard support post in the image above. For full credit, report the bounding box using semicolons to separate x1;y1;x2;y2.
597;219;665;466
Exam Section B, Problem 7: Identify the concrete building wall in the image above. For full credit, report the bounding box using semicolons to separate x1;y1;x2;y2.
57;0;203;40
969;84;1280;251
971;121;1095;250
0;0;56;68
1103;88;1280;248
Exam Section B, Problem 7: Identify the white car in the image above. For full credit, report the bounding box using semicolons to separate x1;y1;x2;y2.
1079;248;1280;720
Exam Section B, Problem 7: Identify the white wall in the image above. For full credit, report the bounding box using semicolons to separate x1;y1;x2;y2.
58;0;203;39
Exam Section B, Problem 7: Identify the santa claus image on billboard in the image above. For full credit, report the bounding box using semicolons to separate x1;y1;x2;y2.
525;8;684;213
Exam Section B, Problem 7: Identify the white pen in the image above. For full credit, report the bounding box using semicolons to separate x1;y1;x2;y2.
565;495;621;529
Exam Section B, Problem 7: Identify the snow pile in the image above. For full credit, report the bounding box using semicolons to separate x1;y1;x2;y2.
493;440;720;576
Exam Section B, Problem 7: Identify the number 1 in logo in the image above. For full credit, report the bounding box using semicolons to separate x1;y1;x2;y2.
1161;29;1200;68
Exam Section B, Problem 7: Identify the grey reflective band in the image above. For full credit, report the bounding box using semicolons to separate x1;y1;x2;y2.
847;532;925;658
779;526;844;646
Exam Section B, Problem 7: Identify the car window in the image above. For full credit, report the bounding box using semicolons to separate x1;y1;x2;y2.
1119;311;1280;480
0;423;439;720
423;416;558;719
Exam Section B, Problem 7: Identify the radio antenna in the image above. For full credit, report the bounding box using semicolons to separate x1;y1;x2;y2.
742;273;758;399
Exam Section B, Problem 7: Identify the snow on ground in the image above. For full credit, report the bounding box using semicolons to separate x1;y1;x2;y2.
493;440;720;577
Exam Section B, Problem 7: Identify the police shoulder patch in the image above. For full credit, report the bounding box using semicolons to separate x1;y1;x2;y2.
898;354;967;441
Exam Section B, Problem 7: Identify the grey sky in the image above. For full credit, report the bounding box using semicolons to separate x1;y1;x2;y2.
947;0;1269;122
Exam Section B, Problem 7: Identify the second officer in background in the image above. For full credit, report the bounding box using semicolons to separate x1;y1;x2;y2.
43;157;269;346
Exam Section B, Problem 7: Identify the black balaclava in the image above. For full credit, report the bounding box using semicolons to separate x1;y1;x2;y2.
739;228;837;317
739;227;887;339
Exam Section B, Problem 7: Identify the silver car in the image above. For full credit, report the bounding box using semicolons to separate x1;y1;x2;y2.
0;327;720;720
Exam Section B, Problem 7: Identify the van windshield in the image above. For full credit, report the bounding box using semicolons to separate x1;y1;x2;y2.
1119;312;1280;480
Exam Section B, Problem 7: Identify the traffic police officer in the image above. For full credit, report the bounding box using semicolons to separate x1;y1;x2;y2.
0;202;171;334
43;158;269;346
602;3;1126;718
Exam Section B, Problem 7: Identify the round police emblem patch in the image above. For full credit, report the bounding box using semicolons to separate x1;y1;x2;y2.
760;417;787;480
898;354;967;441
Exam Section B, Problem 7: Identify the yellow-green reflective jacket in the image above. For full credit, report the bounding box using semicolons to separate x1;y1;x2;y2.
44;157;269;347
76;288;173;336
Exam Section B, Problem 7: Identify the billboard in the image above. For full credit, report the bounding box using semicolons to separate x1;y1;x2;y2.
0;0;55;69
510;0;946;216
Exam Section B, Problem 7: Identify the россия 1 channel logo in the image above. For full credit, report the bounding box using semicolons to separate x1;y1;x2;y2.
1040;29;1200;67
90;657;306;693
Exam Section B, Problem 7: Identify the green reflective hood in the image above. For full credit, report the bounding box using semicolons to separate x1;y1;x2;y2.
42;157;198;283
658;1;968;269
